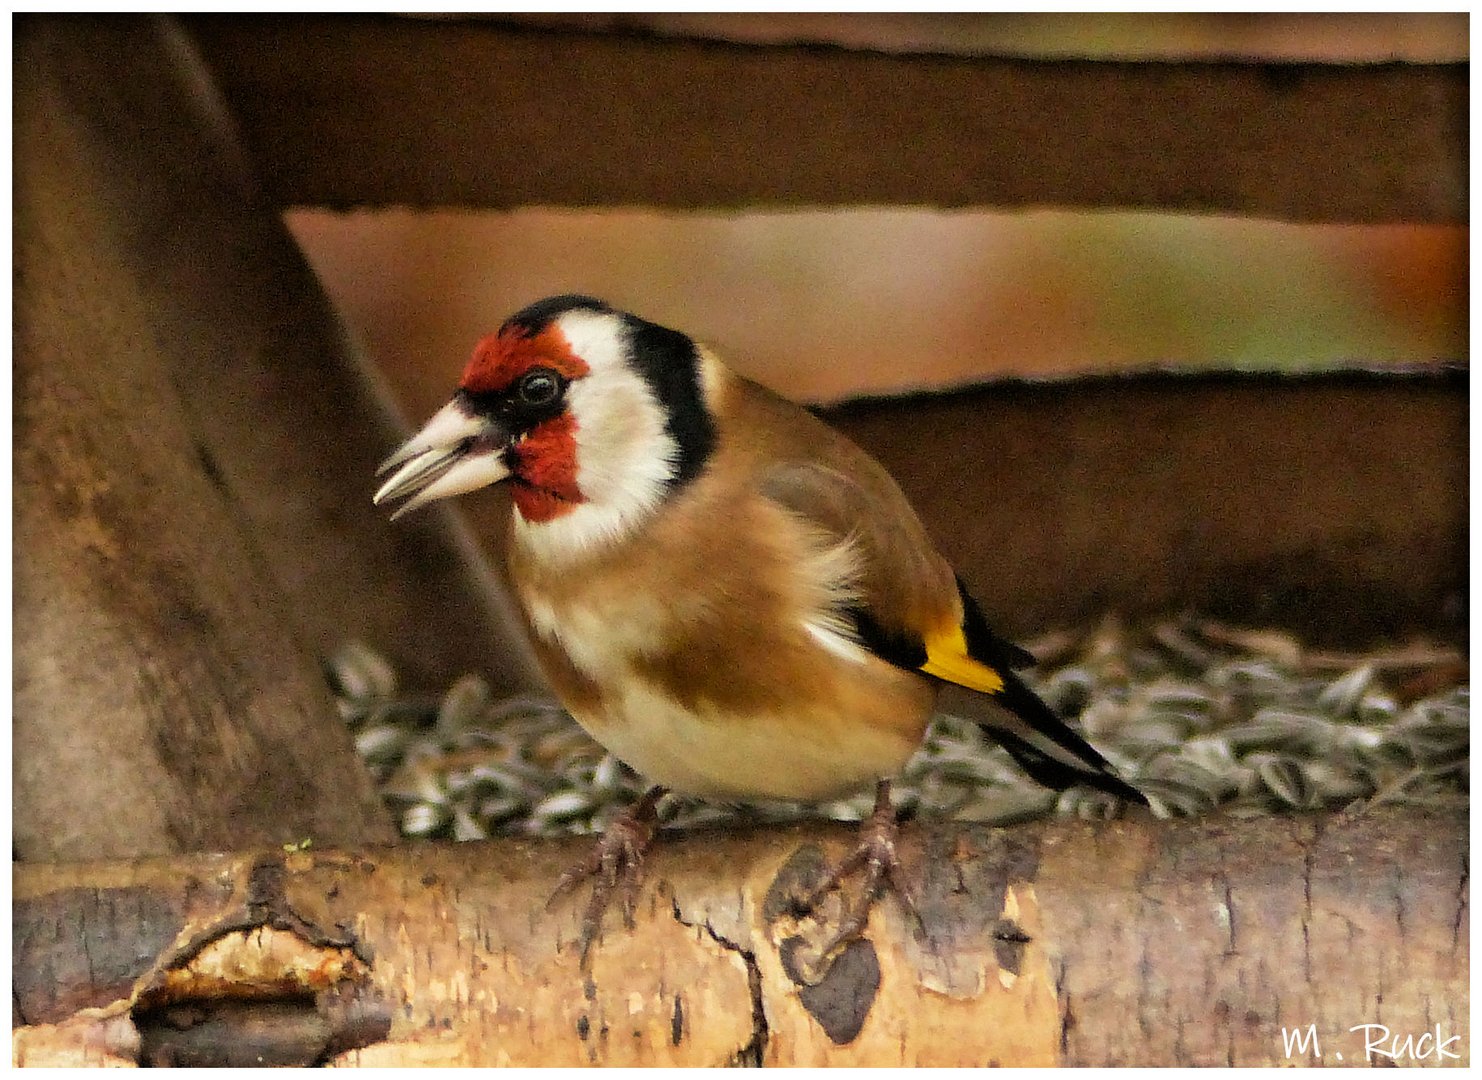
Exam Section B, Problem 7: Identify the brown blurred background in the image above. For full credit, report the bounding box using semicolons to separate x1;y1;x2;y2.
285;12;1467;417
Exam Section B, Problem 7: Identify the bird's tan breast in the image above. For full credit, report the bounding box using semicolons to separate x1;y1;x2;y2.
507;483;936;800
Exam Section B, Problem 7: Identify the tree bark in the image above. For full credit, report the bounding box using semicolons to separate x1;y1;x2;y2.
13;15;542;861
12;810;1467;1067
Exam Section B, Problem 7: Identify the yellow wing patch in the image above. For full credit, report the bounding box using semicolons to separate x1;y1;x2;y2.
920;623;1005;694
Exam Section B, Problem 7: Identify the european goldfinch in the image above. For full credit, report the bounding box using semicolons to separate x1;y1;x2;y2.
375;295;1144;958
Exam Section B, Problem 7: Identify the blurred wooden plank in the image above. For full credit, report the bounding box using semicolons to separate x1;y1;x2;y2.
179;14;1464;223
14;15;542;702
15;14;398;861
14;14;551;861
823;368;1466;646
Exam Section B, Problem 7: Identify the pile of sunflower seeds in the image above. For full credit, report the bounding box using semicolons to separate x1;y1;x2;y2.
327;615;1468;842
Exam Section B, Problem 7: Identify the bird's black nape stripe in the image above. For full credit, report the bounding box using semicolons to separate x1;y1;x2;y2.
502;294;611;336
622;314;716;487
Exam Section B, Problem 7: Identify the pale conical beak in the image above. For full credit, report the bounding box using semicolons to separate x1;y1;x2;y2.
373;398;512;520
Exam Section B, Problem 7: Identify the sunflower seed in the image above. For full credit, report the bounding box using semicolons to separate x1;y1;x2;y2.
1208;658;1294;695
381;762;450;806
1333;724;1386;752
1019;626;1083;668
532;726;602;768
1179;735;1238;774
1224;709;1334;753
1316;665;1374;717
1073;790;1127;821
1037;666;1097;717
476;794;526;823
326;640;398;703
486;693;567;724
401;802;449;838
1224;793;1282;819
1077;700;1130;738
354;723;412;764
955;787;1058;825
1152;619;1219;669
1394;723;1470;764
451;803;489;842
1302;762;1372;802
591;754;631;794
532;790;597;822
1255;757;1312;809
474;757;554;793
437;674;493;739
1197;623;1303;666
336;697;372;726
1115;718;1187;753
1144;677;1217;708
1140;783;1217;819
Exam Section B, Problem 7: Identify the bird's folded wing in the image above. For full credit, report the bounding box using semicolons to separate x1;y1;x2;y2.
757;458;1023;690
759;457;1145;804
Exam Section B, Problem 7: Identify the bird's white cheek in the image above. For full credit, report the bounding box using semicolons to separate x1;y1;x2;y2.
568;381;677;508
515;373;679;562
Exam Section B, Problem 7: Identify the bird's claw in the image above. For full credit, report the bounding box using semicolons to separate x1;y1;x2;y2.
547;786;665;965
796;781;924;964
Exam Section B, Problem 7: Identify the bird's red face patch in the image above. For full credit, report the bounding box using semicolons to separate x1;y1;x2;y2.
458;320;590;523
508;412;584;523
460;324;591;394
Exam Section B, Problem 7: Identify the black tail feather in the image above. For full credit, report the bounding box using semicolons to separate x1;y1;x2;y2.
986;671;1147;805
942;579;1143;804
992;727;1148;805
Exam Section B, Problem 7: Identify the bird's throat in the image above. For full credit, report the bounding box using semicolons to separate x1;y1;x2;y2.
509;413;585;523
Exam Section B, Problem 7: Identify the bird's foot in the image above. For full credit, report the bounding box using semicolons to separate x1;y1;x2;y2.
796;780;922;965
547;785;667;966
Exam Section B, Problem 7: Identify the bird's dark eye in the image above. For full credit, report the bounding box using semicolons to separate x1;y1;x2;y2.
516;367;563;408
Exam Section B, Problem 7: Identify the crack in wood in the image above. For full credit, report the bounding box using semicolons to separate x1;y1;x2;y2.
991;917;1031;976
1301;844;1315;984
1452;853;1468;953
669;896;769;1065
101;854;395;1066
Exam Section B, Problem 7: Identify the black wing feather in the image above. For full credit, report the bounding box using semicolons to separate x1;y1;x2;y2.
957;577;1037;670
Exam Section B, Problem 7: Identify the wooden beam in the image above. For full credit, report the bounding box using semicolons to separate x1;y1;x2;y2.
13;15;541;860
824;369;1466;646
178;14;1465;222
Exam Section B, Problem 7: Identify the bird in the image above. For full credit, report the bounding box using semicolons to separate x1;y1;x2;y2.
374;294;1144;963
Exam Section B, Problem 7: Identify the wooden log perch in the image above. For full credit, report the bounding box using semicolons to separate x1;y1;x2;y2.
13;810;1467;1067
